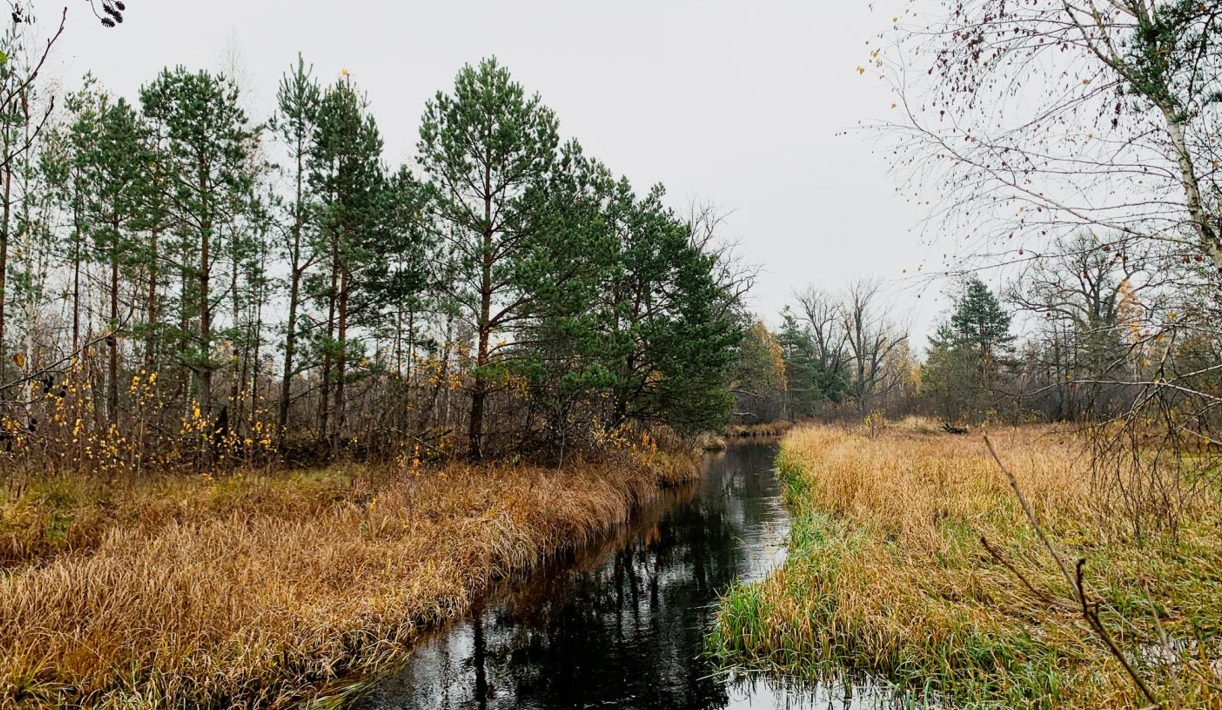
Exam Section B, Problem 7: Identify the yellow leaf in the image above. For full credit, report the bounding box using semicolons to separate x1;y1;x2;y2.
12;353;24;369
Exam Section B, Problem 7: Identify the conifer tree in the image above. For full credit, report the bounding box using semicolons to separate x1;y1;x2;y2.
922;277;1016;421
418;57;559;459
139;67;255;422
949;276;1015;376
77;97;149;425
309;76;383;454
599;185;742;433
270;54;320;441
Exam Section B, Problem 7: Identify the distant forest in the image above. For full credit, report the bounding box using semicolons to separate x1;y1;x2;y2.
737;256;1222;431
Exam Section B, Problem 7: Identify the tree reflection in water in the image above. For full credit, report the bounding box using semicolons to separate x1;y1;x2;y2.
358;444;907;710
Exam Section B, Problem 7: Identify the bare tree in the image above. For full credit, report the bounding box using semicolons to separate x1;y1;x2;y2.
685;200;758;312
794;286;849;389
1007;232;1172;419
882;0;1222;274
881;0;1222;529
842;279;908;412
785;282;909;415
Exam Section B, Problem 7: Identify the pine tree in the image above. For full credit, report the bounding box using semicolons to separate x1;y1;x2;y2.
365;166;434;368
513;143;620;451
949;276;1015;368
309;75;383;455
418;57;560;459
922;277;1016;421
270;54;320;442
599;185;742;433
139;67;255;424
75;96;149;425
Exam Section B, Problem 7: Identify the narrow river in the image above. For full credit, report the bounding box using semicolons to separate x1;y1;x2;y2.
356;444;895;709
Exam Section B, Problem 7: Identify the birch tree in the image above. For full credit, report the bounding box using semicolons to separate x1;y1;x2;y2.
886;0;1222;272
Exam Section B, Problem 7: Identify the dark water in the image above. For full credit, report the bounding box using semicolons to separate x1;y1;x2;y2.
356;444;902;710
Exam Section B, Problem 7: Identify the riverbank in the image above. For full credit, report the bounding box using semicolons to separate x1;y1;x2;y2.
0;447;700;709
724;421;794;440
355;443;792;709
709;424;1222;708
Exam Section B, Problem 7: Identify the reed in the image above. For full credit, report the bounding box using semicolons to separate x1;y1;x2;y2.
709;424;1222;708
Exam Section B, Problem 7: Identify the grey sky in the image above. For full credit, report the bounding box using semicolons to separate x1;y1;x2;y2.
50;0;947;341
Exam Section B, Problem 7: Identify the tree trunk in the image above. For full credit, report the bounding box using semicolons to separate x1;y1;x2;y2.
199;192;213;423
332;260;349;457
0;132;10;390
468;329;488;462
278;149;306;442
229;220;242;417
145;225;159;366
318;235;338;447
249;239;268;436
279;262;301;443
467;180;494;460
72;178;83;356
1161;107;1222;275
108;232;120;427
177;251;191;407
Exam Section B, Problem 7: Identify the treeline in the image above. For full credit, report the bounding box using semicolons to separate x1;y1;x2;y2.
735;234;1222;427
0;48;748;472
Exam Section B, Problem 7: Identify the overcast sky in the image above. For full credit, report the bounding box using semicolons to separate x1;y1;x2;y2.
47;0;950;342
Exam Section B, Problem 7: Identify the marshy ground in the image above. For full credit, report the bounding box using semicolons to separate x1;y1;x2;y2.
0;448;698;709
709;422;1222;709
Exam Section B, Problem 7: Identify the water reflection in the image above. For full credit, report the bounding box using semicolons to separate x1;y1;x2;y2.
357;445;905;710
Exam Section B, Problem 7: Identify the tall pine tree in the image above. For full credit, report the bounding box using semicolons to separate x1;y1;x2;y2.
140;67;255;424
418;57;559;459
309;75;384;455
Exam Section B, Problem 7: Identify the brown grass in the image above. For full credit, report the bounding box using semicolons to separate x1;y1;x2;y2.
710;423;1222;708
724;421;794;440
0;448;699;709
782;424;1100;549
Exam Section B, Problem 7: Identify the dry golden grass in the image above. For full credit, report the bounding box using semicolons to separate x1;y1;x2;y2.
724;421;794;440
0;448;699;709
783;424;1101;550
710;423;1222;709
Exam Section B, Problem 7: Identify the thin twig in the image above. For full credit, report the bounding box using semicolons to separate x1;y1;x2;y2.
0;330;119;393
984;433;1162;708
984;433;1076;595
1077;559;1161;707
980;535;1077;612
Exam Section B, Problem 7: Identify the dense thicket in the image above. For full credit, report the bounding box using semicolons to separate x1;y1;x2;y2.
0;49;747;471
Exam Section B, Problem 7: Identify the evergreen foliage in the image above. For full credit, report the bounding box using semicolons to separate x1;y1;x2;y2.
0;49;748;468
922;277;1015;422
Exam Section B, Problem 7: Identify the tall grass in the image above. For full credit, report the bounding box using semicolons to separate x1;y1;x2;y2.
0;448;699;709
724;421;795;440
709;423;1222;708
